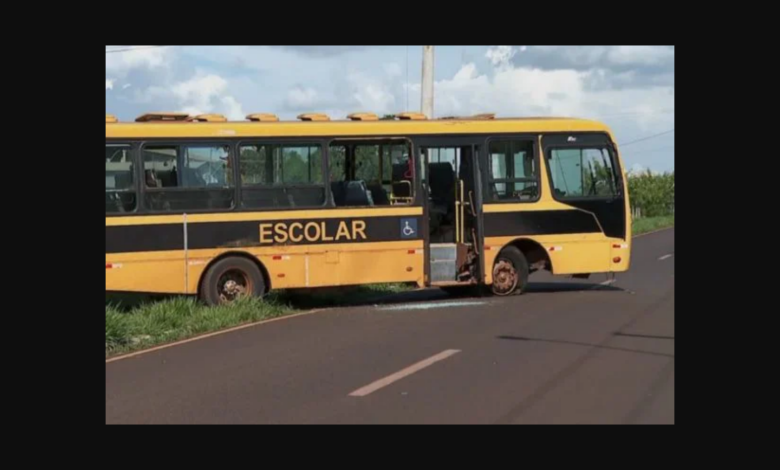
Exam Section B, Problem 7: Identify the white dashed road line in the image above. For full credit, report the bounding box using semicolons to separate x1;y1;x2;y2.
348;349;461;397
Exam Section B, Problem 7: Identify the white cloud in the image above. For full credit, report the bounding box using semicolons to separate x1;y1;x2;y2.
182;46;328;74
136;72;244;119
122;83;132;90
347;71;396;114
606;46;674;66
286;86;322;110
280;64;406;117
270;51;672;135
105;46;170;76
421;61;674;136
422;63;584;118
563;47;611;67
485;46;516;68
180;106;204;116
220;96;245;121
106;79;115;90
171;74;228;112
509;46;674;72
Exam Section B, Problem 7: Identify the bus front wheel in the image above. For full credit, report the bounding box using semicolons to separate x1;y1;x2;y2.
491;246;529;296
200;256;267;305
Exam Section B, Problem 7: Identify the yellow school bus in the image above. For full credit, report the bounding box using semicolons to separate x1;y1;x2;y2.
106;111;631;304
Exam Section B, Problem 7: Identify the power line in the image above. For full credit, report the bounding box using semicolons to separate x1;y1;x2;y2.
623;145;675;156
598;109;674;118
620;129;674;147
106;46;169;54
406;46;409;111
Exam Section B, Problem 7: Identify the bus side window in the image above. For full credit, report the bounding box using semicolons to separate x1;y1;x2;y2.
105;144;136;214
238;143;326;209
142;144;234;212
487;140;539;202
328;140;413;207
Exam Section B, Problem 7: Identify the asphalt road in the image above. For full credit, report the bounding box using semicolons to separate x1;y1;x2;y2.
106;228;674;424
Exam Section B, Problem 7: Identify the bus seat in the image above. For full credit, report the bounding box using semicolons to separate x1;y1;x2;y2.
428;163;455;224
367;183;390;205
344;180;372;206
428;162;455;203
330;180;372;206
391;164;412;197
330;181;346;206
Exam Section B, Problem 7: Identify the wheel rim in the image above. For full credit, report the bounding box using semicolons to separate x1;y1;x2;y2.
216;269;253;302
492;258;518;295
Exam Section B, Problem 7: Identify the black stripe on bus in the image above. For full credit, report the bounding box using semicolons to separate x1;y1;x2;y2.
106;224;184;254
483;210;602;237
106;215;424;254
561;199;625;239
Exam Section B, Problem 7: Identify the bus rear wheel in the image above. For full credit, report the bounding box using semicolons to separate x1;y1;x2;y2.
200;257;266;306
491;246;529;296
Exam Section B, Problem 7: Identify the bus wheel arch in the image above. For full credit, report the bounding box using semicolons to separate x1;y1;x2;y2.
504;238;553;275
490;238;552;296
198;252;270;305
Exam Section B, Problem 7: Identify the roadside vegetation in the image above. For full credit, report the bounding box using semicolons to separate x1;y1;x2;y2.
633;215;674;235
106;295;289;357
628;170;675;235
106;284;413;357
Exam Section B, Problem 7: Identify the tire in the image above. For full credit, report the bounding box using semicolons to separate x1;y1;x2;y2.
200;256;267;306
491;246;529;296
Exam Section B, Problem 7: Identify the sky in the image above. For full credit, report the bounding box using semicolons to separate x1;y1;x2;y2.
105;46;674;173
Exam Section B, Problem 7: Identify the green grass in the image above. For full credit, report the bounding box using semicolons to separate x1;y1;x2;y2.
106;295;292;357
105;283;413;358
633;215;674;235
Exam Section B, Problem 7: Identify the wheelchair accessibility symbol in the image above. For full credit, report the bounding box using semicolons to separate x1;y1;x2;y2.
400;218;418;239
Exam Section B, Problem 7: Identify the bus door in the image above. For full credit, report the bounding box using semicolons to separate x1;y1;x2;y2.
419;139;484;286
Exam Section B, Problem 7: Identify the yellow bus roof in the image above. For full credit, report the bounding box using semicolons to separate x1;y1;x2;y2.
105;112;613;140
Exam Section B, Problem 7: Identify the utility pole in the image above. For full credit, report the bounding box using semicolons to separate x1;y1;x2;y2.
421;46;434;118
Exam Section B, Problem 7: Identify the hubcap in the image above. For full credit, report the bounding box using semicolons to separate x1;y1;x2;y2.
217;269;251;302
492;259;518;295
